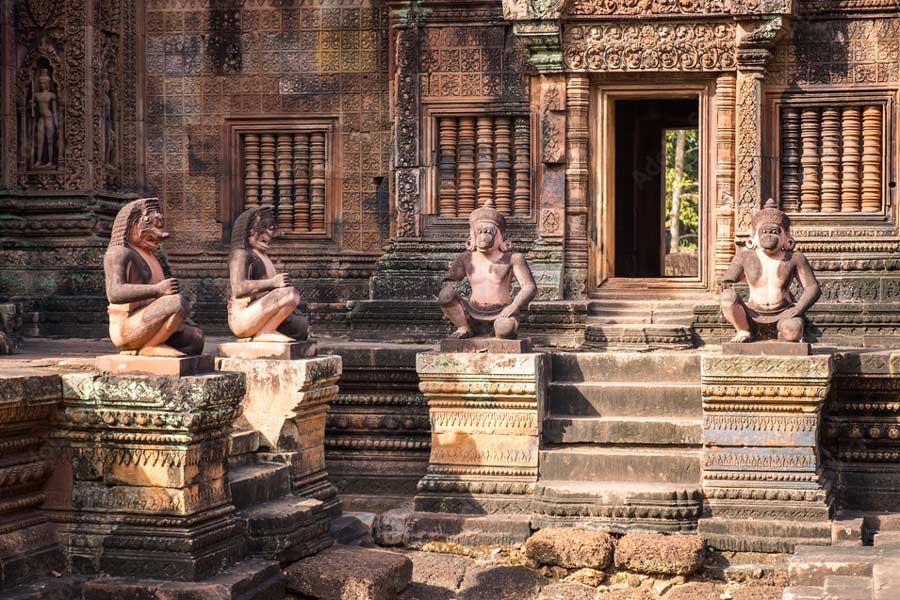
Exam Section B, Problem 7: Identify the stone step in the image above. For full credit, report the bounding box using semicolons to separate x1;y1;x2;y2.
548;382;701;418
873;557;900;600
782;586;826;600
583;323;694;350
550;352;701;383
542;416;702;445
240;495;332;563
823;575;872;600
228;461;291;511
538;446;701;484
788;545;883;586
231;428;260;456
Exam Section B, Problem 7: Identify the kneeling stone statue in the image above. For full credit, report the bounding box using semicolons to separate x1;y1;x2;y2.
720;198;821;344
439;199;537;340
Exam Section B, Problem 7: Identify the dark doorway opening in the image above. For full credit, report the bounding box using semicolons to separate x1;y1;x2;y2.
614;98;699;278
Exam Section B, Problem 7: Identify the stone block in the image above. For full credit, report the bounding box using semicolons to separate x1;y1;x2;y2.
284;546;412;600
406;550;472;590
50;372;246;580
240;496;332;563
404;512;533;547
788;545;881;586
94;353;214;376
0;370;64;589
439;337;532;353
614;533;706;575
373;507;412;546
218;340;317;360
457;565;547;600
873;557;900;600
81;559;284;600
216;355;342;515
700;354;834;552
722;341;811;355
414;352;547;514
525;528;614;570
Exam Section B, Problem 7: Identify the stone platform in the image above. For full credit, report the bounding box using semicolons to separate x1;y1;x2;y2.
94;353;215;376
218;340;318;360
414;351;547;517
216;354;343;517
700;353;834;552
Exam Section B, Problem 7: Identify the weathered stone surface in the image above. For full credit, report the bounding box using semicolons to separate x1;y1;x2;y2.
538;581;598;600
404;512;533;547
700;354;833;552
285;546;412;600
331;513;376;547
95;353;214;376
415;352;547;514
564;568;605;587
81;559;284;600
0;371;64;588
216;355;342;516
373;507;412;546
788;545;881;586
525;528;614;569
439;338;532;353
240;496;331;563
406;550;472;590
722;341;811;356
218;341;317;361
457;565;547;600
2;576;85;600
614;534;705;575
48;372;246;580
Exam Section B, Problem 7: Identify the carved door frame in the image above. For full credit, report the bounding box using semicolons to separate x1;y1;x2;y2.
589;76;716;294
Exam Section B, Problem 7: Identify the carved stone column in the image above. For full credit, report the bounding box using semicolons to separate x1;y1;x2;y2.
414;352;548;515
392;22;421;239
564;74;589;299
734;18;782;239
700;353;833;553
714;75;736;284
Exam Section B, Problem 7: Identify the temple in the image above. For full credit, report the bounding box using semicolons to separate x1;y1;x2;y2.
1;0;899;598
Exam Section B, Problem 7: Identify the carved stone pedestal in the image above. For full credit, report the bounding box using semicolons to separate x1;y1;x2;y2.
414;352;547;516
699;353;834;552
216;355;342;517
0;371;65;589
47;371;249;580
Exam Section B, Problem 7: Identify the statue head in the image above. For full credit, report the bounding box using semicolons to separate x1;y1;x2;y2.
466;200;510;253
109;198;168;253
37;69;51;91
748;198;795;255
231;206;276;254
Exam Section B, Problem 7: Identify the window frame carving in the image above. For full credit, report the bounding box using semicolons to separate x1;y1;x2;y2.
764;89;896;234
221;116;340;245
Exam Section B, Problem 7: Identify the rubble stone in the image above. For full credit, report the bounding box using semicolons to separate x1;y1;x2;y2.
284;546;412;600
614;533;705;575
525;528;614;569
457;565;546;600
538;581;598;600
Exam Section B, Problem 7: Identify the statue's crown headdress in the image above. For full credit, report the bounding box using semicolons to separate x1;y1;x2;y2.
108;198;161;248
751;198;791;232
231;205;274;252
468;199;507;232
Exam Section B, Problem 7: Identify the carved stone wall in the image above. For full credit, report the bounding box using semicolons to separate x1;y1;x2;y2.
143;0;390;330
0;0;140;335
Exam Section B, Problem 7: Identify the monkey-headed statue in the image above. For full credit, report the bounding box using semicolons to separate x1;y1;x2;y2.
438;199;537;344
227;206;309;343
104;198;204;357
720;198;821;345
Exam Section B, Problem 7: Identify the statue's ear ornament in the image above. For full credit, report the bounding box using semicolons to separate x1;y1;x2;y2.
746;237;756;250
785;237;797;251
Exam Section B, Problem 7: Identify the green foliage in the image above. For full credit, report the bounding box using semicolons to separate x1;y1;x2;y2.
664;129;700;251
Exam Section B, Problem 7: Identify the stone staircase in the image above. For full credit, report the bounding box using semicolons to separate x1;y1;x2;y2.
228;427;332;563
782;513;900;599
533;352;703;533
582;298;698;350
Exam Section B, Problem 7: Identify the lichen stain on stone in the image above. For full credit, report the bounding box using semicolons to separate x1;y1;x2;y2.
206;1;242;75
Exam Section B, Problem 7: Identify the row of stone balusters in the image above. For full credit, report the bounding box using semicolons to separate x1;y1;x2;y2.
781;104;882;213
437;115;531;217
243;132;326;233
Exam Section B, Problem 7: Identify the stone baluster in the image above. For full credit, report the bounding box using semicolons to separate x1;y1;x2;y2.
244;134;260;209
494;117;513;215
457;117;477;216
779;107;801;213
438;117;458;217
293;133;311;232
820;108;841;212
800;108;821;212
861;105;882;213
715;75;736;281
476;116;494;207
840;107;861;212
276;133;294;229
309;132;326;232
513;116;531;216
260;133;276;207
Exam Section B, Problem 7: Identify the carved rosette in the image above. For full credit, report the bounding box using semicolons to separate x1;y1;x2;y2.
699;354;834;552
46;372;247;580
415;352;548;514
563;23;737;72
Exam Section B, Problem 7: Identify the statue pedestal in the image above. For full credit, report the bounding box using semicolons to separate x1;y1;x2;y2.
414;352;547;515
48;371;249;580
218;340;317;361
0;371;65;589
216;354;342;517
699;353;834;552
94;353;214;376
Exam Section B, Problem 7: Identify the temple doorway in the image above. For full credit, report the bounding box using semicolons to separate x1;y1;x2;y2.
613;98;700;278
